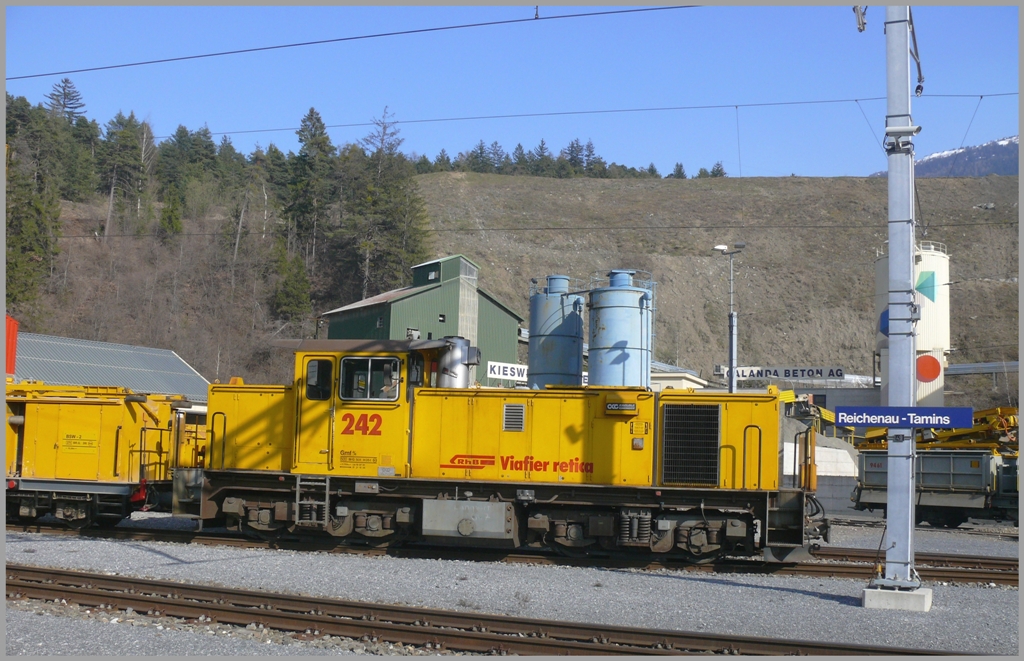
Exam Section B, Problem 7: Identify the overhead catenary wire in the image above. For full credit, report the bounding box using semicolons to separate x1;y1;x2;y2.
6;6;696;81
146;92;1017;142
944;96;986;178
52;219;1015;240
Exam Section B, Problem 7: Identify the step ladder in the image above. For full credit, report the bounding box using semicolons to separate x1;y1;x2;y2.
295;475;330;528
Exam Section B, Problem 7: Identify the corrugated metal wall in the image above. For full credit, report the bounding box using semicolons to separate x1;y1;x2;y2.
391;283;460;342
478;294;521;387
326;304;390;340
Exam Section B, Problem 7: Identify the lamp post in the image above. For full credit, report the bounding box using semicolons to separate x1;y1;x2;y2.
713;242;745;393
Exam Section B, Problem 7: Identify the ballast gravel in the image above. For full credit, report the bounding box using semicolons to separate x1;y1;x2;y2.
5;518;1018;656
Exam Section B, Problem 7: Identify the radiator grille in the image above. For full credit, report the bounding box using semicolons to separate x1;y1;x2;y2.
503;404;526;432
661;404;720;486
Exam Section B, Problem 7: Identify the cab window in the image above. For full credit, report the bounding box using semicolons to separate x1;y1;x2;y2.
305;359;334;401
341;357;400;401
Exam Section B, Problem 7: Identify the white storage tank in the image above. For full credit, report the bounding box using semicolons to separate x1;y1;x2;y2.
874;241;951;406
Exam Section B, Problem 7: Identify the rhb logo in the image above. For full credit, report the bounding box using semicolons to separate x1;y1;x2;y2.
441;454;496;469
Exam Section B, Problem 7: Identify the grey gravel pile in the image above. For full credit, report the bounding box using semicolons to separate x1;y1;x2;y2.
5;522;1018;656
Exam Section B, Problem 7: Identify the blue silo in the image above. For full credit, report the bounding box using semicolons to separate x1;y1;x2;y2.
587;270;654;388
528;275;585;389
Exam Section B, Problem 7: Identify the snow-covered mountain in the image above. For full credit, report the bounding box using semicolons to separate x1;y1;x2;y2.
870;135;1018;177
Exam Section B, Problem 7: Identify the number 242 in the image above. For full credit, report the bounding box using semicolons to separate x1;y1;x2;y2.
340;413;382;435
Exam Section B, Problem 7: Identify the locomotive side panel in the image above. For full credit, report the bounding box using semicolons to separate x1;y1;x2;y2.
410;388;655;486
208;384;293;472
657;389;782;490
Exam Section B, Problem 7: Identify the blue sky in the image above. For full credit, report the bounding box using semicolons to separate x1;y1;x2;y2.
6;5;1019;177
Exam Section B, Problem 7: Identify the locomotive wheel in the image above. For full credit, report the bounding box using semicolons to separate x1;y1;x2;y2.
64;516;93;530
679;550;724;565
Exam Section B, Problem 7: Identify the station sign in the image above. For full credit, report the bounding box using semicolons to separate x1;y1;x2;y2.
729;366;845;380
834;406;973;429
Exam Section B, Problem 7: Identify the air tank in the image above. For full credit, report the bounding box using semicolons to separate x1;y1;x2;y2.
874;241;950;406
528;275;585;389
587;270;654;388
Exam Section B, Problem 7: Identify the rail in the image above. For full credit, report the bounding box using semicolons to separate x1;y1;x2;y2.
5;564;963;655
9;523;1017;584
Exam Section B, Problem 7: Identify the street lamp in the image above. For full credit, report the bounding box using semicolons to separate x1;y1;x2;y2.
713;242;745;393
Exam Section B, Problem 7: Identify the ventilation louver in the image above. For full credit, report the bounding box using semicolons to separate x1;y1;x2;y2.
503;403;526;432
661;404;720;486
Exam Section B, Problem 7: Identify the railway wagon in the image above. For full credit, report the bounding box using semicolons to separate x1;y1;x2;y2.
6;380;207;527
175;337;830;562
854;449;1018;527
851;407;1019;527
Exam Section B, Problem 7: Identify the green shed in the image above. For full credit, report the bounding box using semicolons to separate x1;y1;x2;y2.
322;255;523;386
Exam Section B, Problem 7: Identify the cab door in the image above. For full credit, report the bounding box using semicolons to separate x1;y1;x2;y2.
295;355;337;470
334;355;409;478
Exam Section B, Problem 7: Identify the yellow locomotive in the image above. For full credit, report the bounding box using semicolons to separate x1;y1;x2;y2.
6;380;206;527
175;337;829;562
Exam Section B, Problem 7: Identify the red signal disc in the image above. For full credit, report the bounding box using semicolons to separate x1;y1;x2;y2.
916;355;942;383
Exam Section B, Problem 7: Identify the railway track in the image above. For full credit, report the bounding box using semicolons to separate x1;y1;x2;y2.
829;516;1019;541
5;563;963;655
9;521;1018;585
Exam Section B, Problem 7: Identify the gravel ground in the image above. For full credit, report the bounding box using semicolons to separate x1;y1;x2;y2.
5;521;1018;656
822;520;1019;558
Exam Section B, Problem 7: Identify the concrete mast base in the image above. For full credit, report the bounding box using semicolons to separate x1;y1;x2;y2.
862;586;933;612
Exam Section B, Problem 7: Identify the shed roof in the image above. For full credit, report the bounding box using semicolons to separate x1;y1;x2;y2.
321;283;439;316
411;254;481;270
14;333;210;402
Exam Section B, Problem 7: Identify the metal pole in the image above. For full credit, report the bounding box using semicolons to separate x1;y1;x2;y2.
728;253;737;393
874;4;920;591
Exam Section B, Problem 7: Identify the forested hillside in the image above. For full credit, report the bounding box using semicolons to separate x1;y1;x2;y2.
6;82;1019;408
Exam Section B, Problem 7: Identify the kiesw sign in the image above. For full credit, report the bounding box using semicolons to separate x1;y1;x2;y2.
834;406;973;429
486;362;589;386
487;361;528;383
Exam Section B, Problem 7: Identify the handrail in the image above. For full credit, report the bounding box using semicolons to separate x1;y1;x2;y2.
137;427;170;481
113;426;121;477
211;412;227;470
742;425;763;489
718;444;736;488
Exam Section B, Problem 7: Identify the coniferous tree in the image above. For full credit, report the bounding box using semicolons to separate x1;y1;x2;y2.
710;161;726;177
487;141;506;173
562;139;584;174
286;107;336;265
433;148;452;171
327;109;428;305
531;139;554;176
270;246;312;321
98;111;144;238
646;163;660;178
5;156;61;310
44;78;86;122
466;140;491;173
414;154;433;174
668;163;687;179
696;167;711;178
511;144;529;175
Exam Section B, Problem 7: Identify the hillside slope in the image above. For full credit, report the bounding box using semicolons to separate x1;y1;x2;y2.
415;173;1018;406
28;174;1018;409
